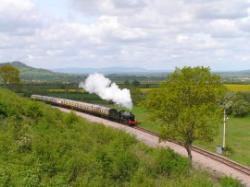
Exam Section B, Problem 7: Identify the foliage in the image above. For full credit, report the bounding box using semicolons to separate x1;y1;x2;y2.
238;92;250;103
124;80;130;85
0;88;220;186
231;98;249;117
0;65;20;84
219;176;243;187
223;92;250;117
154;149;189;176
132;80;140;87
64;111;79;124
129;86;144;105
144;67;225;160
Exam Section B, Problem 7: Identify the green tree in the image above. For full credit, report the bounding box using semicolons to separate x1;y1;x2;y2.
231;98;249;117
223;92;250;117
0;65;20;84
132;80;140;87
129;86;144;105
144;67;225;160
124;80;130;86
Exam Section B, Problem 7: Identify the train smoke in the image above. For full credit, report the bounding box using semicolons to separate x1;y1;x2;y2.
79;73;133;109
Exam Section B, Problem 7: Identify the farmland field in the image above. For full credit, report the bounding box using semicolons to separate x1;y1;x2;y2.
225;84;250;92
140;84;250;93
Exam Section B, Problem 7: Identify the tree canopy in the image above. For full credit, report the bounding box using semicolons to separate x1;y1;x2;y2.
0;65;20;84
144;67;225;160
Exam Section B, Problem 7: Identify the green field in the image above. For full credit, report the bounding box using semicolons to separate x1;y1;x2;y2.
1;88;236;186
196;116;250;166
132;106;162;133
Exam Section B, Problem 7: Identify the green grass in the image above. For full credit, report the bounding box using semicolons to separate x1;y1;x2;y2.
132;106;162;133
196;115;250;166
0;88;230;186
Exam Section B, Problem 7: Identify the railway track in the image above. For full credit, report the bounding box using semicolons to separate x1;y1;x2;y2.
133;126;250;177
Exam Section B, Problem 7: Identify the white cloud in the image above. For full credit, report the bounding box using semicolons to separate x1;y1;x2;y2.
0;0;250;70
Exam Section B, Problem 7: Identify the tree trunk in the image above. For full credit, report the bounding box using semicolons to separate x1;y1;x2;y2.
185;144;192;161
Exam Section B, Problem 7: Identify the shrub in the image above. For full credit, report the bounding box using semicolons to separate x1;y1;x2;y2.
16;135;32;153
111;151;138;182
22;170;40;187
26;103;43;119
64;111;79;125
0;170;12;187
219;176;243;187
0;103;8;118
232;99;249;117
223;146;234;156
154;149;189;176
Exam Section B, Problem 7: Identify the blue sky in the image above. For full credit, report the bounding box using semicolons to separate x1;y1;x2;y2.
0;0;250;71
34;0;68;17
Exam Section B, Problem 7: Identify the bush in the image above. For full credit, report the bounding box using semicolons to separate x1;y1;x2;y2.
26;103;43;119
232;99;249;117
0;103;8;118
22;170;40;187
111;151;138;182
224;92;250;117
154;149;189;176
219;176;243;187
0;170;12;187
64;111;79;124
16;135;32;153
223;146;234;157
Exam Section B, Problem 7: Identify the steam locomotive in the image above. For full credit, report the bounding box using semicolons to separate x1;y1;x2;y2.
31;95;137;126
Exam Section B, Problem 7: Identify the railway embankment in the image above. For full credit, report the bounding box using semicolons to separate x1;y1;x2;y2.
57;107;250;186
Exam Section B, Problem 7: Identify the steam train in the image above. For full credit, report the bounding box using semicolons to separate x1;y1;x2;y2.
31;95;137;126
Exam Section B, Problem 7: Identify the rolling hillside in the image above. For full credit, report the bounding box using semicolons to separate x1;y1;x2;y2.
0;88;237;186
1;61;250;83
0;61;84;83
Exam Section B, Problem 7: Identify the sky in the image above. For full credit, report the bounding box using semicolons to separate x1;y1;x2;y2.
0;0;250;71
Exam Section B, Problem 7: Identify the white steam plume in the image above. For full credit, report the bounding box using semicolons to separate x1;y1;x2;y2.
79;73;133;109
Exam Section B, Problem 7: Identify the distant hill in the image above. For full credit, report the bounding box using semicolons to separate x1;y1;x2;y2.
53;67;170;74
1;61;250;83
0;61;84;83
218;70;250;76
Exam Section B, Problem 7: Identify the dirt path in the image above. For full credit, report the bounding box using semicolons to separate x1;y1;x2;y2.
57;107;250;186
